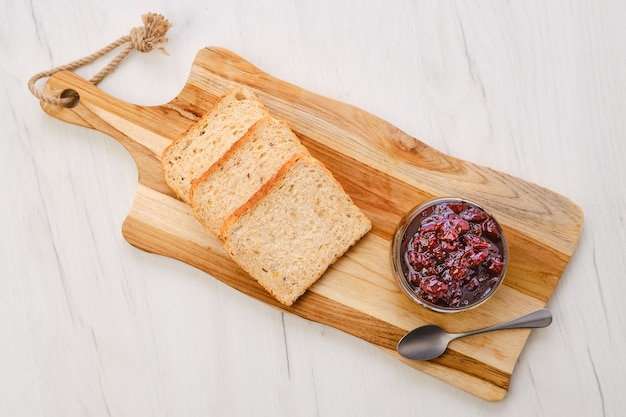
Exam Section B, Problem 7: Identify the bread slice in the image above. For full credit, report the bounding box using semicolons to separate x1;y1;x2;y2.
161;86;270;204
190;117;311;239
221;155;372;306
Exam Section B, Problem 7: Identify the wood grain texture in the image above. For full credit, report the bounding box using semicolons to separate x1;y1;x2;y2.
41;46;583;401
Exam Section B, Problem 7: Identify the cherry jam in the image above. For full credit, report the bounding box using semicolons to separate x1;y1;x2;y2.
397;199;507;311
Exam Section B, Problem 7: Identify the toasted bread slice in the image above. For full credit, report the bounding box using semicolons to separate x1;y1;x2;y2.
221;155;372;306
161;86;269;204
190;117;310;239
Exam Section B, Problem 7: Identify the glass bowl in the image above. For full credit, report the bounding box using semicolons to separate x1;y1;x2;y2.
391;197;508;313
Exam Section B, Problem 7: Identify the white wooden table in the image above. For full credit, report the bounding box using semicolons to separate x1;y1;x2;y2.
2;1;625;415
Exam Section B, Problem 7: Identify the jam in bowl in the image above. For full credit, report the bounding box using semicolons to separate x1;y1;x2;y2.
391;197;508;313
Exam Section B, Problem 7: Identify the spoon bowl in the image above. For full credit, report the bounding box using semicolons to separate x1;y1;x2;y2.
397;308;553;361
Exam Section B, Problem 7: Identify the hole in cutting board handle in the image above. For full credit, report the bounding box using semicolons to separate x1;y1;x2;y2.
60;89;80;108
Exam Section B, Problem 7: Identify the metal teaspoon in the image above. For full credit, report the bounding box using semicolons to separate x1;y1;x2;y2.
397;308;553;361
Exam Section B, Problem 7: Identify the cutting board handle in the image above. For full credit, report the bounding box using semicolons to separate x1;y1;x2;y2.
40;70;197;195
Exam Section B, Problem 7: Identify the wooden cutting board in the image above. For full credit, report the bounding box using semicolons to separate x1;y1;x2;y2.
40;46;583;401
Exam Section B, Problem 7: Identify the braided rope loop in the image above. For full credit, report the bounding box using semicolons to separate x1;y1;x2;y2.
28;13;172;107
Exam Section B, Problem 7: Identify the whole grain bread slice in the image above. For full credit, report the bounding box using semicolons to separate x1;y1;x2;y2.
161;86;270;204
221;155;372;306
189;116;310;239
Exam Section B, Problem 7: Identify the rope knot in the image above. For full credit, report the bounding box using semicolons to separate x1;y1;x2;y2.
129;13;172;54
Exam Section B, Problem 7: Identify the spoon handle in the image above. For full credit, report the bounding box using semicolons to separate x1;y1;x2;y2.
456;308;553;339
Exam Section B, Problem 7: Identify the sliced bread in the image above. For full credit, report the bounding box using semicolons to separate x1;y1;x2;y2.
190;116;310;239
161;86;270;204
221;155;372;306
